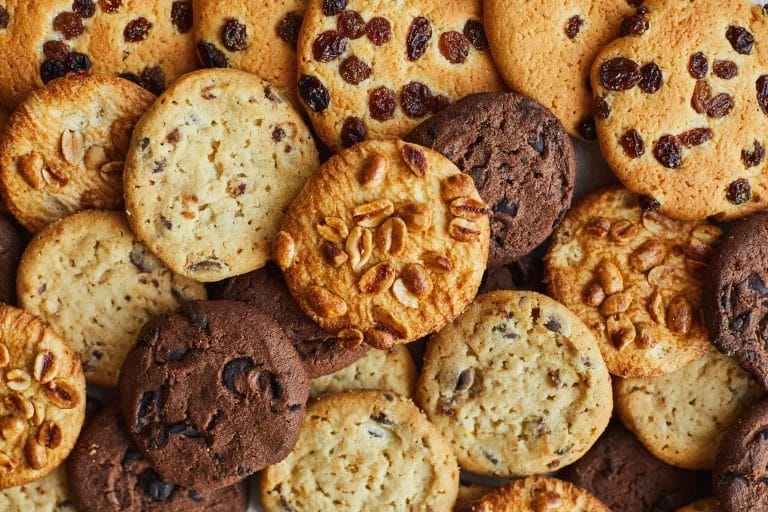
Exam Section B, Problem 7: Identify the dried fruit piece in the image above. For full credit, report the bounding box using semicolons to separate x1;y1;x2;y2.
359;262;396;294
742;141;765;168
322;0;347;16
639;63;662;93
352;199;394;227
727;179;751;205
197;41;229;68
406;17;432;61
448;218;482;242
639;196;660;212
757;76;768;115
44;41;69;61
619;129;644;158
667;296;693;334
312;30;347;62
346;226;373;270
340;56;371;85
678;128;712;147
99;0;121;13
44;380;80;409
272;231;296;270
565;15;583;39
599;57;641;91
607;313;636;349
65;52;91;73
33;351;58;383
61;129;85;165
726;25;754;55
620;11;649;36
277;12;302;48
366;17;391;46
368;87;395;121
376;218;407;256
397;201;431;231
338;10;365;39
53;12;84;39
705;93;734;118
438;31;469;64
317;216;349;243
298;75;330;113
360;154;386;187
401;82;433;119
713;60;737;80
219;19;248;52
578;118;597;141
400;144;427;177
124;17;152;42
690;80;711;113
306;286;347;318
341;117;366;148
594;97;611;120
171;1;192;33
653;135;682;168
463;20;488;50
688;52;708;79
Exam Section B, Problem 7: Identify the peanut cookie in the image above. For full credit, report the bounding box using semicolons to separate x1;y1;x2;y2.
676;499;720;512
456;482;494;510
0;212;22;305
309;344;417;398
260;390;459;511
0;305;85;490
544;187;719;378
416;290;612;478
124;68;319;282
0;73;154;232
615;348;764;469
0;467;74;511
275;139;490;349
295;0;503;151
590;0;768;221
16;211;206;387
193;0;305;105
484;0;638;140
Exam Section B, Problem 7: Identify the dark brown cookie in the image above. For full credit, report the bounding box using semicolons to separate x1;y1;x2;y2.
705;212;768;389
118;300;309;490
0;211;23;304
211;263;368;378
479;246;546;294
560;421;711;512
405;92;576;267
67;403;248;512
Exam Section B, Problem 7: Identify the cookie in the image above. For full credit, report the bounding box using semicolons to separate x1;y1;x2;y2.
276;139;490;350
67;402;248;512
0;73;154;232
16;211;206;387
615;348;764;469
544;187;719;377
405;92;576;267
416;290;612;477
212;262;367;378
456;482;494;510
590;0;768;221
561;421;711;512
705;211;768;389
295;0;503;151
260;390;459;511
124;68;319;282
309;344;417;398
0;467;74;511
118;300;309;490
0;212;22;305
676;499;719;512
0;304;85;489
193;0;305;105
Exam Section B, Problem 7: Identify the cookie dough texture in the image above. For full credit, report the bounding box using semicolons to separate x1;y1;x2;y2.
0;467;74;512
0;212;22;305
591;0;768;221
261;390;459;512
0;73;155;232
17;211;206;387
124;69;319;282
485;0;636;140
676;499;719;512
545;187;718;378
416;291;613;477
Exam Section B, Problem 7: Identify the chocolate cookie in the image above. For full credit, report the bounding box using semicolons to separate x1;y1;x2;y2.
67;403;248;512
118;301;309;490
406;92;575;267
0;211;22;305
212;263;367;378
705;212;768;389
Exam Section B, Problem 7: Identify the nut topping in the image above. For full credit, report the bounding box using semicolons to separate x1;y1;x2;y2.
24;437;46;469
684;237;712;262
691;224;723;245
337;328;364;350
609;220;639;244
44;380;80;409
582;282;606;306
392;279;419;308
607;313;636;350
358;262;396;294
366;329;396;350
635;322;657;348
0;416;24;441
61;129;85;165
585;216;611;238
376;218;407;256
307;286;348;319
33;350;58;383
272;231;296;270
0;452;14;469
685;258;707;278
600;292;632;316
648;288;666;324
352;199;394;227
421;251;452;273
18;153;45;189
0;344;8;368
6;392;34;420
400;263;432;297
440;174;475;201
346;226;373;270
596;260;623;294
629;240;668;272
397;201;432;232
667;296;693;334
448;218;482;242
5;369;31;391
317;216;349;243
400;143;427;177
42;166;68;188
450;197;489;220
360;154;387;187
99;161;124;178
83;145;108;169
320;241;348;267
38;421;62;449
642;211;680;239
30;399;45;427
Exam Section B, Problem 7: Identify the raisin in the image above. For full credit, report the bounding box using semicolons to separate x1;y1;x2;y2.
341;117;365;147
171;1;192;34
438;31;469;64
322;0;347;16
338;10;365;39
678;128;712;147
98;0;121;12
594;97;611;120
401;82;433;118
66;52;91;73
366;17;391;46
222;358;255;397
197;41;229;68
620;12;649;36
312;30;347;62
140;66;165;95
119;72;142;86
72;0;95;18
653;135;682;168
639;195;660;212
688;52;708;79
406;17;432;61
0;6;8;29
565;15;583;39
706;93;734;118
757;75;768;115
298;75;330;112
599;57;641;91
463;20;488;50
53;12;85;39
43;41;69;61
727;179;751;204
713;60;737;80
339;56;371;85
124;17;152;42
639;63;662;93
277;12;302;48
431;94;450;112
578;117;597;140
742;141;765;168
726;26;754;55
40;60;67;84
369;87;396;121
619;129;644;158
691;80;711;113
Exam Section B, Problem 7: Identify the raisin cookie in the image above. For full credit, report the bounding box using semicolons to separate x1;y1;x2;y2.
296;0;503;151
0;73;154;232
405;92;576;267
0;466;74;511
416;291;612;477
484;0;639;140
0;305;85;490
544;187;720;377
615;348;764;469
275;139;490;349
260;390;459;511
676;500;719;512
0;212;22;305
124;69;319;282
16;211;206;387
590;0;768;220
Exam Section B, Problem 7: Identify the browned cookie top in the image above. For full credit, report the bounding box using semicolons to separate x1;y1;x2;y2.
0;211;23;304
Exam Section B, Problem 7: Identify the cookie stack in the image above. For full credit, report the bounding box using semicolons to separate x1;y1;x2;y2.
0;0;765;511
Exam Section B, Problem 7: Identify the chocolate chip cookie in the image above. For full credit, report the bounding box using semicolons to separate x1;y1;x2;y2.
0;212;22;305
118;301;309;490
406;92;576;267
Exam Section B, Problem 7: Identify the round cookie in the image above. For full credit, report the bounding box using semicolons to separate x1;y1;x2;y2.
276;139;490;349
416;290;613;477
309;344;417;398
561;421;711;512
484;0;638;140
0;212;22;305
590;0;768;221
615;348;764;469
0;73;155;232
124;68;319;282
705;211;768;390
213;262;368;378
0;467;74;511
260;390;459;511
16;211;206;386
67;402;248;512
0;304;86;489
544;187;719;378
118;300;309;490
296;0;503;151
676;500;720;512
405;92;576;267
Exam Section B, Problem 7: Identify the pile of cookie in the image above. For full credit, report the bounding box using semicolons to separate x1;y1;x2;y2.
0;0;765;511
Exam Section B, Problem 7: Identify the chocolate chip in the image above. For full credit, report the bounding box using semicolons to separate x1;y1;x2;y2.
72;0;96;18
529;132;546;154
545;318;562;333
170;1;192;33
124;17;152;42
727;179;751;205
494;198;518;217
748;273;768;295
139;470;175;502
53;12;85;39
366;16;391;46
197;41;229;68
180;302;209;330
463;20;488;50
277;12;302;48
298;75;330;112
135;388;164;431
40;59;67;84
340;117;365;147
599;57;641;91
167;422;201;438
222;358;255;397
742;141;765;168
368;86;395;121
729;311;751;334
221;18;248;52
121;447;142;463
688;52;708;79
653;135;682;168
406;16;432;61
371;412;394;425
565;15;583;39
726;25;754;55
455;369;474;391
